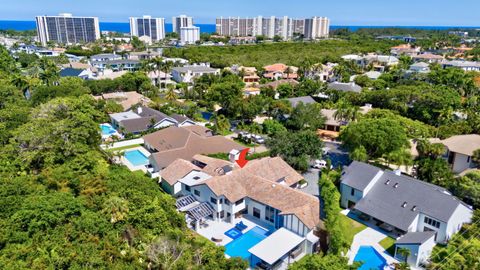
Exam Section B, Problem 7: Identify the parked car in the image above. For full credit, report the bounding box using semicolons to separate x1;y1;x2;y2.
312;159;327;169
253;135;265;144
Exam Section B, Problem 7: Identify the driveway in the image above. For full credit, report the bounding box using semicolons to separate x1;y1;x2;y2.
300;170;320;197
323;141;350;169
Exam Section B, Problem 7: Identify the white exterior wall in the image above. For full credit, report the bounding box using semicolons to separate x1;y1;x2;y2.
416;213;448;243
340;183;364;208
446;204;473;240
417;236;436;266
452;152;473;174
283;214;309;237
180;26;200;44
153;119;177;129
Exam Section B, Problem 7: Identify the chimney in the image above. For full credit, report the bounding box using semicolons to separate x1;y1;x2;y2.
137;107;143;114
229;149;240;163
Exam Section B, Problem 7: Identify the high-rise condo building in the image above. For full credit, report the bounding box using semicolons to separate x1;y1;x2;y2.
172;15;193;33
180;26;200;44
35;13;100;46
215;16;330;40
129;15;165;44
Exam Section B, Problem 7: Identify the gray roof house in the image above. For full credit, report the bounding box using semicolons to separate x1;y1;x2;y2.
340;161;472;244
109;106;195;134
286;96;316;108
394;231;436;267
328;82;362;93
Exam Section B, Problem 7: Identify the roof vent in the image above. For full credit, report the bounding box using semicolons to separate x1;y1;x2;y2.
393;183;399;188
411;206;417;211
193;176;201;180
385;179;390;185
402;202;407;208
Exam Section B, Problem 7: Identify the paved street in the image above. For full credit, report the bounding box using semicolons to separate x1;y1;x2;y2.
323;141;350;169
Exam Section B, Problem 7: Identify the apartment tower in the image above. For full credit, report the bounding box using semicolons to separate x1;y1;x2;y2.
172;15;193;33
129;15;166;43
35;13;100;46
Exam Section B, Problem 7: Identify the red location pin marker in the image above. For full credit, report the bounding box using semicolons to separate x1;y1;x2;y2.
235;148;250;168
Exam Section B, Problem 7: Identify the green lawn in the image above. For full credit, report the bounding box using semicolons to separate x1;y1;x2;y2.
379;236;396;256
339;214;367;246
106;144;142;152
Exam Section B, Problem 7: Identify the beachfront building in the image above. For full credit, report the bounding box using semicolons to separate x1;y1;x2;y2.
172;15;194;33
215;16;329;40
180;26;200;44
129;15;165;44
35;13;100;46
162;153;321;268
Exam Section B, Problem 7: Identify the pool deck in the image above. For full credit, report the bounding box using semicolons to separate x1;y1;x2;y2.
119;146;151;172
196;216;271;247
342;209;398;269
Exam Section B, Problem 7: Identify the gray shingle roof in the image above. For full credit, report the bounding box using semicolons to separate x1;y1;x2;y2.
341;161;382;191
171;113;193;124
118;106;177;133
328;82;362;93
59;68;83;77
286;96;316;108
352;169;465;231
395;231;436;245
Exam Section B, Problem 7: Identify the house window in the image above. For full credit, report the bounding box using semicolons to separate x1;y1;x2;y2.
253;207;261;219
194;190;200;196
185;185;191;192
219;198;223;204
351;188;355;196
235;199;244;206
224;199;230;206
424;216;440;229
210;197;217;204
266;206;275;223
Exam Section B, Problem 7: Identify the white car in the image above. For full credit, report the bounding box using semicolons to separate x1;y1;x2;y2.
312;159;327;169
253;135;265;144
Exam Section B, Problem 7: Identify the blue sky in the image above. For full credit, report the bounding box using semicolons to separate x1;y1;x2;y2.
1;0;479;26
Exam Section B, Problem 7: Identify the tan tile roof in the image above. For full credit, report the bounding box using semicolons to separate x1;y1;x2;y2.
241;157;303;186
100;91;151;111
201;162;320;229
143;126;244;169
192;154;238;176
161;159;202;185
441;134;480;156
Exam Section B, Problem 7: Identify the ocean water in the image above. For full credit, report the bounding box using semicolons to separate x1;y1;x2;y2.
0;20;478;33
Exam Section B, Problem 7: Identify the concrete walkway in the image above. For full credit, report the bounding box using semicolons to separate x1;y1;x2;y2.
342;210;399;268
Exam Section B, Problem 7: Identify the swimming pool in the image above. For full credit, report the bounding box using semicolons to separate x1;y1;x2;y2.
225;226;269;260
124;150;149;166
100;124;117;136
353;246;387;270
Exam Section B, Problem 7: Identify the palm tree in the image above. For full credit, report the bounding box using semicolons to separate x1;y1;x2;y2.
40;67;59;86
212;114;231;134
396;247;411;264
165;84;177;102
333;100;360;123
284;66;293;80
160;60;174;88
151;57;164;89
102;196;129;224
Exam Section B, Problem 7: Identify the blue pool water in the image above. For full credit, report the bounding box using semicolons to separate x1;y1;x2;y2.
124;150;149;166
354;246;387;270
100;124;117;135
225;228;243;239
225;226;269;260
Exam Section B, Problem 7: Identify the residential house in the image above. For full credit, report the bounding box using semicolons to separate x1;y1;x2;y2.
304;63;338;82
341;54;365;66
318;104;372;138
171;64;220;83
94;91;151;111
364;71;382;80
110;106;194;134
409;62;431;73
327;82;362;93
263;63;299;80
412;53;444;64
127;50;162;60
286;96;316;108
441;60;480;72
261;79;299;90
143;126;243;172
91;59;141;72
163;153;321;268
340;161;473;245
364;54;399;72
90;53;122;62
390;44;421;57
394;231;436;267
440;134;480;173
147;70;174;86
59;67;93;80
